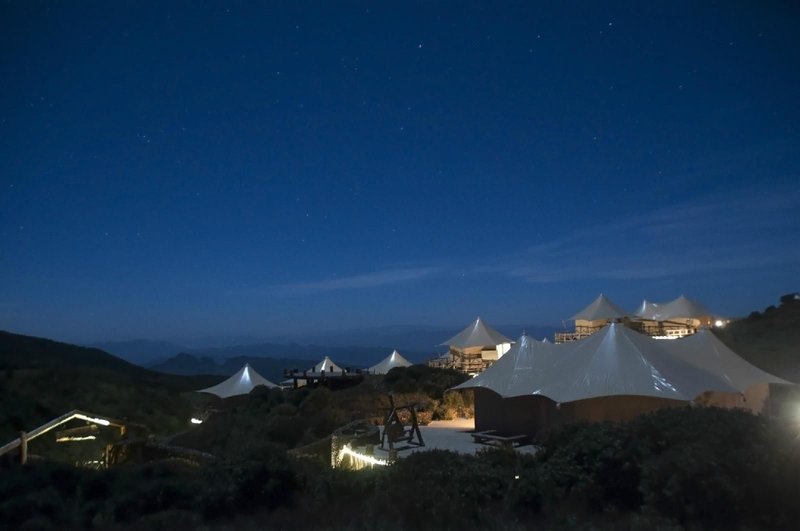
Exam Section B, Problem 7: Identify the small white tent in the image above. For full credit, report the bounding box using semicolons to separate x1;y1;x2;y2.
369;350;413;374
197;364;277;398
313;356;343;374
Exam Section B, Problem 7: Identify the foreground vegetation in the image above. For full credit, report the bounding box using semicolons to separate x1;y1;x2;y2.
3;407;800;530
3;295;800;530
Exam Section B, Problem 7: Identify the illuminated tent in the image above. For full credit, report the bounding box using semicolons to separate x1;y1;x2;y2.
197;363;277;398
369;350;412;374
454;325;786;437
441;317;512;348
313;356;344;374
571;294;628;321
441;316;514;373
456;325;739;402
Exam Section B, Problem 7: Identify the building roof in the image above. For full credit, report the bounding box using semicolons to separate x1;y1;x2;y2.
197;363;277;398
454;323;785;403
369;350;413;374
570;294;628;321
441;317;512;348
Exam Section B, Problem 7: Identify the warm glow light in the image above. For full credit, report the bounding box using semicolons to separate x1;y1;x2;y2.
337;445;389;467
714;320;725;328
190;417;203;424
57;435;97;442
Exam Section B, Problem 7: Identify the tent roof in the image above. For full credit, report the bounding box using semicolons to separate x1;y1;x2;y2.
441;317;512;348
453;334;557;397
197;363;277;398
634;300;660;319
314;356;343;373
369;349;413;374
662;329;789;390
454;324;753;403
571;294;628;321
651;295;712;320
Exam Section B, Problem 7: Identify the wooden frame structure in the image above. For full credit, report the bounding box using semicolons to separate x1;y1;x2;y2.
380;395;424;453
0;410;127;466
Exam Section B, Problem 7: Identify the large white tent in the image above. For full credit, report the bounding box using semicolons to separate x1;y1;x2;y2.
456;325;747;402
369;350;412;374
454;324;789;436
197;363;277;398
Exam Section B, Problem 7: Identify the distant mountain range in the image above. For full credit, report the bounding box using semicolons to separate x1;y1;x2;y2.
89;339;190;366
90;324;561;367
150;354;320;384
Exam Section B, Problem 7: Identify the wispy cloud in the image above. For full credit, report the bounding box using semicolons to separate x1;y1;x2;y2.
484;185;800;283
268;266;441;295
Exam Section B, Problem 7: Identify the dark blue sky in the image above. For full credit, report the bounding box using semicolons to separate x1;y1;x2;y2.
1;2;798;344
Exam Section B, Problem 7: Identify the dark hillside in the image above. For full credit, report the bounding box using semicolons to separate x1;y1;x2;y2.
0;330;147;374
0;331;222;442
0;330;221;391
714;293;800;383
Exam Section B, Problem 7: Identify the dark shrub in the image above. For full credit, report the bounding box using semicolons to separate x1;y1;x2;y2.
537;422;642;512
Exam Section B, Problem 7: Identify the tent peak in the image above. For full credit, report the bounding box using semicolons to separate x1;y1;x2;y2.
571;294;628;321
441;316;512;348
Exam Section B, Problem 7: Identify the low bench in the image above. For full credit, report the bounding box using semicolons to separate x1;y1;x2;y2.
471;430;528;448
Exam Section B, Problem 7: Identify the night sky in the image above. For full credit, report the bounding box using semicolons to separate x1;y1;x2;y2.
1;2;798;344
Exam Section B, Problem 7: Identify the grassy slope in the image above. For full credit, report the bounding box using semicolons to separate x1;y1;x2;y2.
714;297;800;383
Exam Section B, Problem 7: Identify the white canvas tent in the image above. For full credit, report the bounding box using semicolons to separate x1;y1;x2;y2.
454;325;788;436
456;325;743;402
571;294;628;321
660;329;789;391
441;317;512;348
649;294;713;321
313;356;343;374
197;363;277;398
455;334;558;398
369;350;413;374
